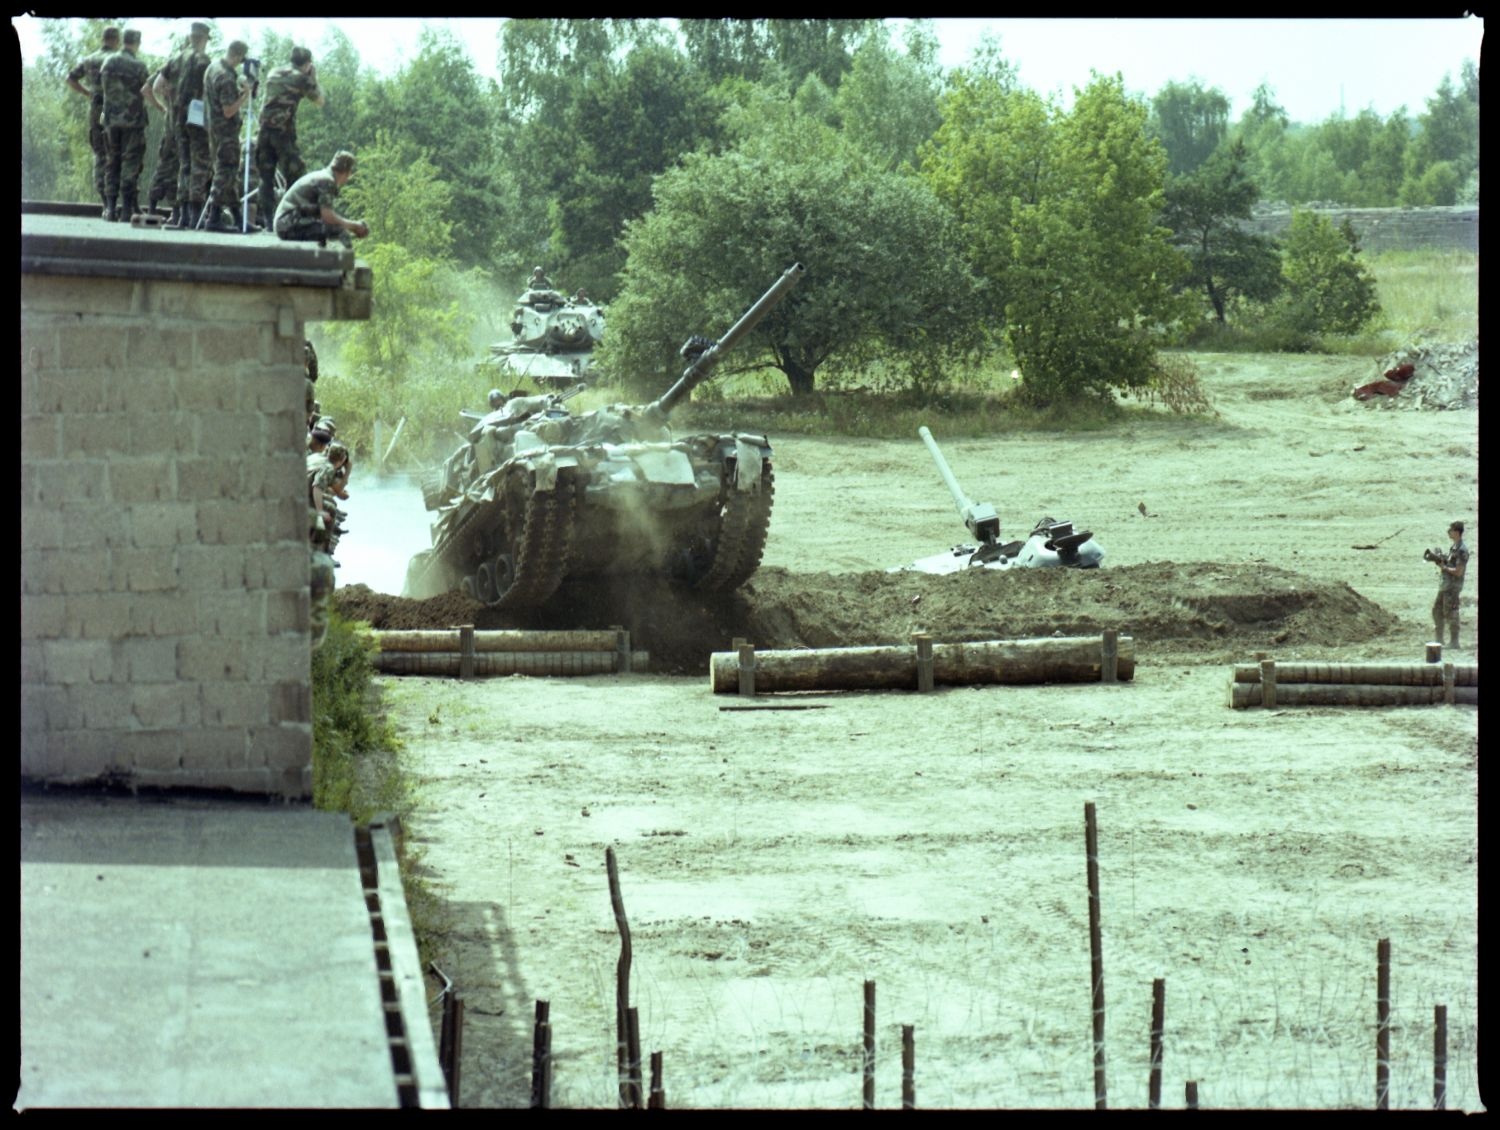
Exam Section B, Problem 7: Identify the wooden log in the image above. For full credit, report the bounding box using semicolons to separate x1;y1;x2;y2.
1230;662;1479;686
373;650;645;677
914;633;934;693
1228;681;1480;709
709;636;1136;694
738;644;756;698
1443;662;1456;705
372;628;623;653
1100;629;1119;684
1260;659;1277;709
1426;642;1443;664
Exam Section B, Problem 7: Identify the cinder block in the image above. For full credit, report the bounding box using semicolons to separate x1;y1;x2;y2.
196;324;265;367
63;593;132;638
266;590;310;634
197;591;262;637
54;552;112;596
61;414;135;459
244;374;305;415
57;326;125;371
243;546;310;590
20;640;45;683
197;499;272;546
181;728;252;771
177;545;237;591
270;680;311;723
176;368;239;412
266;496;307;541
111;546;180;593
69;500;134;547
124;326;194;370
22;275;137;316
116;638;178;683
20;594;66;637
196;287;285;325
201;681;272;728
35;685;82;731
128;501;197;547
247;635;310;683
109;459;177;503
204;411;270;456
248;723;312;773
140;279;200;318
121;728;185;772
20;323;60;380
127;411;196;456
130;684;199;729
127;592;200;636
43;639;113;684
31;370;124;415
21;415;60;461
73;683;137;729
20;509;67;552
20;683;49;734
177;638;246;681
176;457;240;501
56;729;131;778
34;459;110;504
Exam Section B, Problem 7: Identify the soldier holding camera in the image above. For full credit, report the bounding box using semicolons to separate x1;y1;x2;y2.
256;47;324;223
1427;521;1470;649
203;40;256;231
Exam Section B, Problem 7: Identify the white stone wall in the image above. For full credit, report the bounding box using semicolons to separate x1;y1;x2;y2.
19;275;349;796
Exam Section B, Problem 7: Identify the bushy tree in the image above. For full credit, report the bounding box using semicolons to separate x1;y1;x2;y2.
1275;211;1380;338
924;72;1189;404
834;20;943;173
602;107;981;398
1162;140;1282;324
1150;79;1230;178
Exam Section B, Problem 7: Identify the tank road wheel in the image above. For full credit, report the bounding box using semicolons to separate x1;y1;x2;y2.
474;560;500;605
685;461;775;593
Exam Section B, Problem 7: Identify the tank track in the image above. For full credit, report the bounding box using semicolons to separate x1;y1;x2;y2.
692;461;775;592
496;468;578;608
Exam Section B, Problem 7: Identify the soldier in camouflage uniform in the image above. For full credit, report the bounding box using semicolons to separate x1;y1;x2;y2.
274;151;369;248
203;41;254;231
255;46;324;225
99;30;150;222
65;26;120;218
1431;521;1470;650
142;39;188;221
307;446;339;650
172;22;214;230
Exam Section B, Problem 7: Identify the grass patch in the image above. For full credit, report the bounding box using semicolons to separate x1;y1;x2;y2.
312;610;450;967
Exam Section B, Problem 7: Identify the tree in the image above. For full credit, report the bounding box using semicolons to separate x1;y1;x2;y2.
1150;79;1230;178
678;18;875;91
602;112;981;398
1400;65;1478;205
1276;211;1380;338
834;20;943;173
1162;140;1282;324
924;72;1189;404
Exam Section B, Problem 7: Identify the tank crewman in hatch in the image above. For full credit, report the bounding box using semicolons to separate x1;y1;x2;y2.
275;151;369;247
99;29;150;222
255;46;324;223
65;26;121;218
1430;520;1470;649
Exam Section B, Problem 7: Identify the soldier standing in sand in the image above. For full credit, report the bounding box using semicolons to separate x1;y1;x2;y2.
1431;520;1470;650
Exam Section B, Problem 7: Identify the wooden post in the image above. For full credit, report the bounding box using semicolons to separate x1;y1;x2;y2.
607;848;634;1109
1426;641;1443;664
1377;938;1391;1110
1149;978;1165;1109
458;624;475;681
649;1050;665;1109
901;1024;915;1110
1434;1004;1447;1110
531;999;550;1109
863;980;876;1110
540;1020;553;1108
1443;662;1456;705
738;643;756;698
1101;629;1119;684
1185;1080;1199;1109
447;994;464;1107
732;637;747;651
914;633;934;693
613;625;631;674
1085;802;1107;1109
627;1006;643;1108
1259;658;1276;709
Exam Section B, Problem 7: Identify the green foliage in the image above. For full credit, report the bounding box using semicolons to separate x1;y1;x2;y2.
1275;211;1381;338
311;611;403;822
1150;80;1230;177
603;104;981;399
1127;352;1217;416
834;20;943;173
1162;140;1283;324
679;18;875;91
925;72;1190;406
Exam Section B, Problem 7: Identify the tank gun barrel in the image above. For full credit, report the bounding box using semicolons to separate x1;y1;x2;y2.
919;426;1000;545
653;262;805;417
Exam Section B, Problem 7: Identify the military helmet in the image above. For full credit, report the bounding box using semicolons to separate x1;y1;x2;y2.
488;389;507;409
290;46;313;67
316;416;337;435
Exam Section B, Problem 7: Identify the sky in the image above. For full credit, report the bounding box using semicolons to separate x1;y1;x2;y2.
11;16;1483;124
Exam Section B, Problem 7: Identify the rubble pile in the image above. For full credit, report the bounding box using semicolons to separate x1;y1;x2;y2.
1364;339;1479;411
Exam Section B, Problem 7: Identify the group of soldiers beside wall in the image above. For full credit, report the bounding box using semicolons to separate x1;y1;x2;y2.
66;23;369;246
304;341;350;650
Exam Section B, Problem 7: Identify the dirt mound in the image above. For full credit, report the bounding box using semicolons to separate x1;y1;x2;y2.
336;561;1397;674
1362;339;1478;410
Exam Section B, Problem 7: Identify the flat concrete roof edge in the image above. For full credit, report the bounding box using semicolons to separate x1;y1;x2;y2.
22;255;346;288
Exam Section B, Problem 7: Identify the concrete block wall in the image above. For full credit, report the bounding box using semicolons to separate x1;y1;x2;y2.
19;274;353;796
1240;205;1478;255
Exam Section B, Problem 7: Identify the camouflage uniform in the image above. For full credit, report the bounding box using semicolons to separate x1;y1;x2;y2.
308;452;339;650
145;53;184;210
204;57;248;221
100;46;150;217
175;47;214;212
67;44;116;204
1432;535;1470;648
274;166;352;247
256;64;321;221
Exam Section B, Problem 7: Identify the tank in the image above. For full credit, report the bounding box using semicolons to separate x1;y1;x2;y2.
487;276;606;390
404;263;806;606
899;425;1104;573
